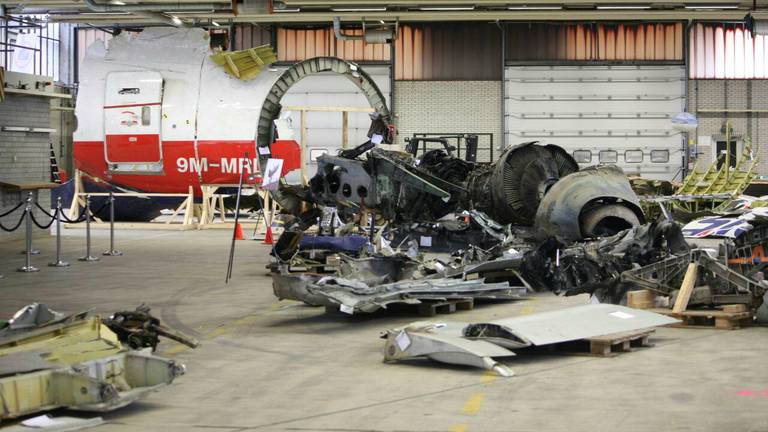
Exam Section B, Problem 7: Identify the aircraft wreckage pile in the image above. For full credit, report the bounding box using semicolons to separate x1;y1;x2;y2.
0;303;198;420
267;137;768;325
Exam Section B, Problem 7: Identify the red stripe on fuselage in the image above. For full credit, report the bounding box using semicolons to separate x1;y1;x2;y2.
73;139;259;195
104;102;162;109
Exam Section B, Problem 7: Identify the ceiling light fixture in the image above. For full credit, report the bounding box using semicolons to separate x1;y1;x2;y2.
507;5;563;10
274;7;300;12
331;7;387;12
80;11;131;15
683;4;738;8
170;15;182;25
419;6;476;11
596;5;652;9
211;20;220;26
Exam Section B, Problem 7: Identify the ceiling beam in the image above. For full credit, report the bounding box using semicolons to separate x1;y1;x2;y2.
282;0;764;3
47;9;752;23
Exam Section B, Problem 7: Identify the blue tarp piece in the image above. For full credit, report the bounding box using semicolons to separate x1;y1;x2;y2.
52;179;185;221
298;235;368;253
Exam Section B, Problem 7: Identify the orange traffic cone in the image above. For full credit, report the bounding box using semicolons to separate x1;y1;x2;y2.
234;222;245;240
263;226;274;245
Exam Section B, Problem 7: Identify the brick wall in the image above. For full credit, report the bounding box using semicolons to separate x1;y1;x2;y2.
688;79;768;176
0;94;54;242
394;81;503;162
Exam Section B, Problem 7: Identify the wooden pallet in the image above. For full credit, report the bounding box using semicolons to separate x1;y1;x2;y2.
544;329;656;357
649;305;754;330
585;329;656;357
417;298;474;317
323;298;475;316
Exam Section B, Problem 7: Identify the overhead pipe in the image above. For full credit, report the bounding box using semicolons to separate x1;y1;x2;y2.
333;16;397;43
135;11;186;27
82;0;227;13
81;0;231;27
333;16;362;40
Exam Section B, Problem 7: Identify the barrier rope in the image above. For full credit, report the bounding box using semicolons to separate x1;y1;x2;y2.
0;197;112;232
59;209;88;223
87;201;110;219
33;201;56;219
30;207;58;229
0;201;24;218
36;200;109;224
0;207;27;232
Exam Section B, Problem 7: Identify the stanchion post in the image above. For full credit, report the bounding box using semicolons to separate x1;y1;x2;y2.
78;194;99;262
103;191;122;256
369;212;375;242
17;193;39;272
49;196;69;267
19;191;40;255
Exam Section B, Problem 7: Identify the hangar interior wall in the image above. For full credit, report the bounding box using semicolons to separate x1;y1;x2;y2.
280;66;391;182
0;94;53;241
688;79;768;177
393;80;502;161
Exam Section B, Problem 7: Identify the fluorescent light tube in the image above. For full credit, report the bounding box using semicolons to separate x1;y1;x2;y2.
596;5;652;9
507;5;563;9
683;4;738;8
331;7;387;12
419;6;476;10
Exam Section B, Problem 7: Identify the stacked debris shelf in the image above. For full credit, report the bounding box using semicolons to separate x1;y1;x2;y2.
649;305;754;330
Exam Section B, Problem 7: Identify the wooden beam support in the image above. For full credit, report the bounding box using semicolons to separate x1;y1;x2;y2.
673;263;698;313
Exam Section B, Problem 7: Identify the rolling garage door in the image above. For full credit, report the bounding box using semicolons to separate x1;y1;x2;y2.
505;65;685;181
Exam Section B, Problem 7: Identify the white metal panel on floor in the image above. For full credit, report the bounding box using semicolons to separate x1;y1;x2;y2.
505;65;686;181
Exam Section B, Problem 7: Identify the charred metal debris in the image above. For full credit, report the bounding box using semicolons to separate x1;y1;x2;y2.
0;303;197;420
305;141;644;235
268;127;767;317
102;304;200;351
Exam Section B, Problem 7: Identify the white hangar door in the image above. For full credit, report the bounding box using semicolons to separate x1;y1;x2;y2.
505;65;685;181
279;65;391;183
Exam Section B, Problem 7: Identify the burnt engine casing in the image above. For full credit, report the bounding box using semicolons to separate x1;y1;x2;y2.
534;165;646;243
464;143;579;225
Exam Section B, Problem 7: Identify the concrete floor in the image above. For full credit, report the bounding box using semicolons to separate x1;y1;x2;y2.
1;228;767;432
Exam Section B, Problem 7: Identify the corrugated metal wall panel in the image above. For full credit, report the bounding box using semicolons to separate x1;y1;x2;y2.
276;27;390;62
505;23;683;62
233;24;271;50
689;23;768;79
395;23;502;80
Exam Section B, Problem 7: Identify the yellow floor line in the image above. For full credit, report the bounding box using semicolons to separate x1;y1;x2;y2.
163;301;282;356
448;424;468;432
480;370;498;384
162;344;190;356
461;393;485;415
